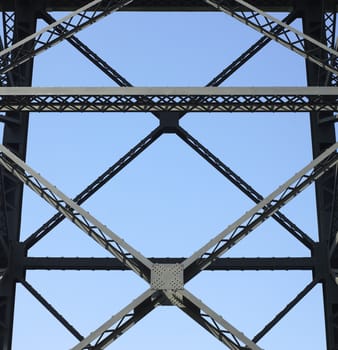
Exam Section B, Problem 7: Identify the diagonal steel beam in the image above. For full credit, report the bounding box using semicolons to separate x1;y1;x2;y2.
24;126;162;249
206;11;297;87
33;10;309;263
183;142;338;281
71;289;158;350
0;0;134;85
39;11;133;88
154;12;298;122
169;289;262;350
252;278;318;343
176;126;315;249
0;144;153;282
21;280;84;341
38;12;296;104
204;0;338;78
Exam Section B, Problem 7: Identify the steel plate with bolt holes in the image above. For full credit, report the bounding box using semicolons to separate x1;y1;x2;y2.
151;264;184;290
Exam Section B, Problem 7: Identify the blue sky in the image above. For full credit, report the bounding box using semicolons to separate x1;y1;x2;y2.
2;7;335;349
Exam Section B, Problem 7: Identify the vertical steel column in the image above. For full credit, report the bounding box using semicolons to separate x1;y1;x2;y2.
0;0;36;349
301;1;338;349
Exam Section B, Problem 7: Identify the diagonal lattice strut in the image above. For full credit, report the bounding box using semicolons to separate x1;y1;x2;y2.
39;11;133;88
252;278;318;343
70;289;158;350
18;10;306;260
0;0;133;86
24;126;163;249
183;142;338;280
176;126;315;249
206;11;297;87
73;288;261;350
204;0;338;78
21;280;84;341
0;144;152;282
0;139;336;349
169;288;263;350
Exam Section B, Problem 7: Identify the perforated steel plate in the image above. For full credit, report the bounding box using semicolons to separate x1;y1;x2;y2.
151;263;184;290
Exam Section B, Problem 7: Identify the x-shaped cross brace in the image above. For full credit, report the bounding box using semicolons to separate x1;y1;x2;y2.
0;139;337;349
1;0;338;348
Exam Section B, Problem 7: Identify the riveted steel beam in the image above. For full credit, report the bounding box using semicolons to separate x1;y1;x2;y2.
24;126;162;249
183;142;338;280
0;0;133;85
176;127;315;249
70;289;158;350
170;289;262;350
0;0;302;12
39;11;133;88
23;256;315;271
0;86;338;113
21;280;84;341
0;144;153;282
205;0;338;78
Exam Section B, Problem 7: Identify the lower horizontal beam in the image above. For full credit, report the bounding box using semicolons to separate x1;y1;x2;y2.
0;86;338;112
24;257;314;271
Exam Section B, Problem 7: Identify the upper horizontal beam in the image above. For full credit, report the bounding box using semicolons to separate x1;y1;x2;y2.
5;86;338;96
0;0;300;12
1;86;338;113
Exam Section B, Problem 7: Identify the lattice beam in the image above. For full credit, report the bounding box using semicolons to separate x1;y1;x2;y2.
1;86;338;113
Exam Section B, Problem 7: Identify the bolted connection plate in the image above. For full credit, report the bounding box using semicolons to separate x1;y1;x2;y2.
151;263;184;290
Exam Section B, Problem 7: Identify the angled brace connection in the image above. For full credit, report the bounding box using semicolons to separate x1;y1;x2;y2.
0;0;134;85
204;0;338;78
183;142;338;280
71;289;157;350
0;144;152;282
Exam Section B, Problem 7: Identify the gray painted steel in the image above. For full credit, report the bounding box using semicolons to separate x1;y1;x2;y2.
1;0;338;349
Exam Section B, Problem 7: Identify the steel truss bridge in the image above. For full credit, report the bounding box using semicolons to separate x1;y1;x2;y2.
0;0;338;349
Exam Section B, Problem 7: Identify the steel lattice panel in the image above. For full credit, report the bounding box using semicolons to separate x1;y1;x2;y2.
0;0;338;349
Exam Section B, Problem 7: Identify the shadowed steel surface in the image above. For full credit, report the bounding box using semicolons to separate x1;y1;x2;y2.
0;0;308;12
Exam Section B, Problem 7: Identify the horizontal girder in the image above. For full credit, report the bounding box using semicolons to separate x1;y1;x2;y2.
23;257;315;270
0;0;302;12
1;86;338;113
